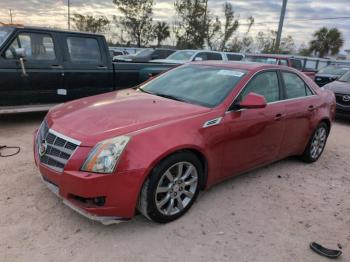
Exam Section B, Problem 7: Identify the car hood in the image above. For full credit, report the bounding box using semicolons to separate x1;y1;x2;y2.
47;89;210;146
323;80;350;94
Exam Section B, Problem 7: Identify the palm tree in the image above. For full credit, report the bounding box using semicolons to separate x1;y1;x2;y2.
154;21;170;47
309;27;344;58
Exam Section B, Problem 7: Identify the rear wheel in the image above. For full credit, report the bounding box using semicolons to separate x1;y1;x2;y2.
138;152;202;223
301;122;329;163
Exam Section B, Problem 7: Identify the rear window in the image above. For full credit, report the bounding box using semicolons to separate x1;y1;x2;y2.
206;52;223;60
67;37;102;63
290;59;303;70
226;53;244;61
245;56;277;64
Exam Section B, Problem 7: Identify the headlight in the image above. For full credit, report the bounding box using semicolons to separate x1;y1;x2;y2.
81;136;130;174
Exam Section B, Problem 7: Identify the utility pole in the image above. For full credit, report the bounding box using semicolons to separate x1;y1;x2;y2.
275;0;288;53
68;0;71;30
9;9;13;24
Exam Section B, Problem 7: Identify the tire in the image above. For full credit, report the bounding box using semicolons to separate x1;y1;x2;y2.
138;151;203;223
300;122;329;163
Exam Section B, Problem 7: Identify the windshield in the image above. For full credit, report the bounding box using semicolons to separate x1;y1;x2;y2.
318;65;350;76
135;48;154;57
167;50;195;61
0;27;13;47
338;71;350;82
140;65;246;108
245;56;277;64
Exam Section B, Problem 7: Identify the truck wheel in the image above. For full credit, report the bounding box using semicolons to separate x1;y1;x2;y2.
301;122;329;163
138;152;203;223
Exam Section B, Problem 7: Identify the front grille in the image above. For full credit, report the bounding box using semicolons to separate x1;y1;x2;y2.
36;121;81;173
335;93;350;107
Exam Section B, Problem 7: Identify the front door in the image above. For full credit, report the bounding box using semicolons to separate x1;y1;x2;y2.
220;70;286;178
1;31;64;105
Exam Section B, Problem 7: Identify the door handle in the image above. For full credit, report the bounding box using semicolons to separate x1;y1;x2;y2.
274;113;284;121
97;65;108;69
51;65;63;69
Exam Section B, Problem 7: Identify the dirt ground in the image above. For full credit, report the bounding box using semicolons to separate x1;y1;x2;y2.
0;112;349;262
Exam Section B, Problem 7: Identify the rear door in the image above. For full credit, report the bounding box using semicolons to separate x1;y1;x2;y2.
1;30;63;105
278;71;319;157
62;34;113;101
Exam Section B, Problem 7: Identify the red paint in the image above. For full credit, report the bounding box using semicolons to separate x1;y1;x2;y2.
34;62;335;220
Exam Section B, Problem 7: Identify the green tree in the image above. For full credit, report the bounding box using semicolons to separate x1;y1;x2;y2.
71;14;110;33
154;21;170;47
309;27;344;58
113;0;155;47
219;2;239;51
174;0;209;49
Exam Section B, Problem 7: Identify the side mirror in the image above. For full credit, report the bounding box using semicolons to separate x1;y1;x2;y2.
194;57;203;61
239;92;267;109
15;48;26;59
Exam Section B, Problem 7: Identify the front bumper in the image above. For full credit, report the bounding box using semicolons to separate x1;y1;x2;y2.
34;135;147;225
41;177;126;225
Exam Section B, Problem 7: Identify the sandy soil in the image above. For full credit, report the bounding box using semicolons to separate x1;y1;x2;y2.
0;112;349;262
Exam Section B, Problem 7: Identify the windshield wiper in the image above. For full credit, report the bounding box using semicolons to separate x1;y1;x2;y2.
137;87;154;94
137;88;188;103
152;92;188;103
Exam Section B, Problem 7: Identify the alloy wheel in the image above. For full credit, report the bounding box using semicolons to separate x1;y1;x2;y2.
310;127;327;159
155;162;198;216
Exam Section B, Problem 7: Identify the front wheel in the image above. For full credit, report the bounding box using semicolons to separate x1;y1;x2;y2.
138;152;203;223
301;122;329;163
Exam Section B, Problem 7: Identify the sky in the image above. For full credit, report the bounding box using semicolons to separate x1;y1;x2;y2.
0;0;349;52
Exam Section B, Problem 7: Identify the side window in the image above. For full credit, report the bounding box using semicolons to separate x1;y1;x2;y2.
67;37;102;64
290;59;302;70
5;33;56;60
278;59;288;66
282;72;313;99
206;52;223;60
194;52;207;61
305;59;317;70
239;71;280;103
226;54;243;61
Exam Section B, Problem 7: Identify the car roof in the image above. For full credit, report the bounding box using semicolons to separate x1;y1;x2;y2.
1;25;104;37
191;61;282;71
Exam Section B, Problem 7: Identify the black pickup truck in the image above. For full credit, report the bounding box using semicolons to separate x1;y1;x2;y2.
0;26;175;113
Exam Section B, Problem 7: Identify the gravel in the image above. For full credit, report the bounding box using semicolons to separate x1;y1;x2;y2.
0;112;349;262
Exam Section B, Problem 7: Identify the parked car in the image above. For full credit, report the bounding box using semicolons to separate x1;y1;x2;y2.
109;48;128;58
34;62;335;224
0;26;178;113
113;48;176;62
314;64;350;87
323;70;350;117
245;54;317;80
151;50;244;64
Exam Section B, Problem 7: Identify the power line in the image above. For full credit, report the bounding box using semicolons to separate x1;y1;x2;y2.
240;16;350;26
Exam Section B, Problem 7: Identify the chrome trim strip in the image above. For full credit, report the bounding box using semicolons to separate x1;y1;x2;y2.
49;129;81;146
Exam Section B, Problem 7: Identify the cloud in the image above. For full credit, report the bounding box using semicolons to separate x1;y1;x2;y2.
0;0;349;50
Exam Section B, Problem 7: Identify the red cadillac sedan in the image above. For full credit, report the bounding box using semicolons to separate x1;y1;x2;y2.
34;62;336;224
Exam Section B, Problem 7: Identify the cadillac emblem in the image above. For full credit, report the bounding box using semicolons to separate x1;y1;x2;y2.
39;140;48;157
